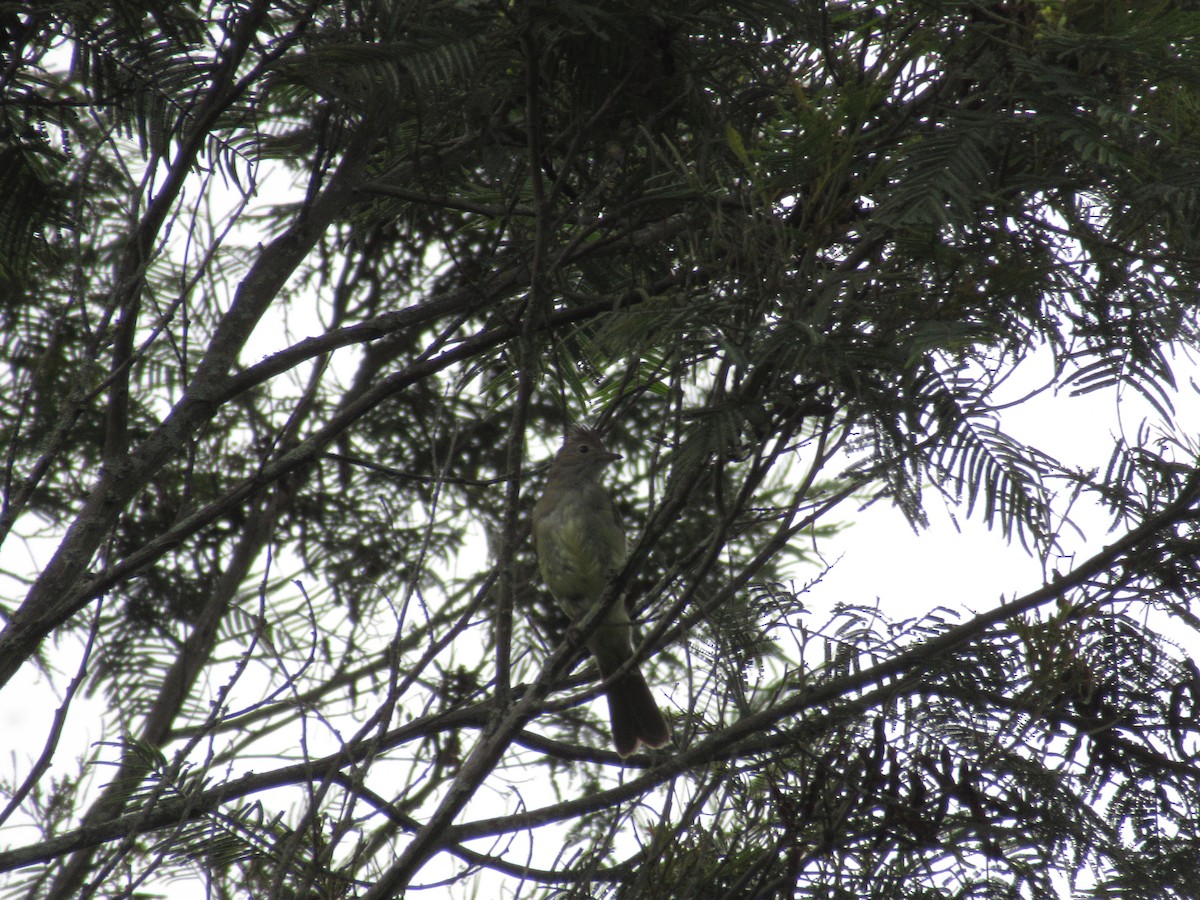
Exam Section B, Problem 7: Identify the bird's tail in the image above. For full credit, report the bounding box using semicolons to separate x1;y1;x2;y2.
604;665;671;757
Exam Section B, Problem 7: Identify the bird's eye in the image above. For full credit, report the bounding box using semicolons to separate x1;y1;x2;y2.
578;445;590;453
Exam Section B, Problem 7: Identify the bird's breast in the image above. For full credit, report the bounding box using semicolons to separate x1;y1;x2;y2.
533;488;624;612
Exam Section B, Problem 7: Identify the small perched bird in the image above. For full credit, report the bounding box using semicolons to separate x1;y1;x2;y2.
531;426;671;757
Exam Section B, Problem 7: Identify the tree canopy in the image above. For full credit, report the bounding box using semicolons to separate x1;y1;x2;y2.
3;1;1200;897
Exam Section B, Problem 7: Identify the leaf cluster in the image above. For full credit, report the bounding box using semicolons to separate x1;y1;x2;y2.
2;1;1200;898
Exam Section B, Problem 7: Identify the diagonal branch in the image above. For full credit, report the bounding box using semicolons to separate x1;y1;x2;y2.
0;116;380;690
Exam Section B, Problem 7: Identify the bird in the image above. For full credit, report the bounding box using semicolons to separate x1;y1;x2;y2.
531;426;671;757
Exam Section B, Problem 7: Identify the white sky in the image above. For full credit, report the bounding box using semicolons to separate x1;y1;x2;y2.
6;349;1194;898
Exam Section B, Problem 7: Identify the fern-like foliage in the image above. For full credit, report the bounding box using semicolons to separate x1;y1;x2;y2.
2;2;1200;899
